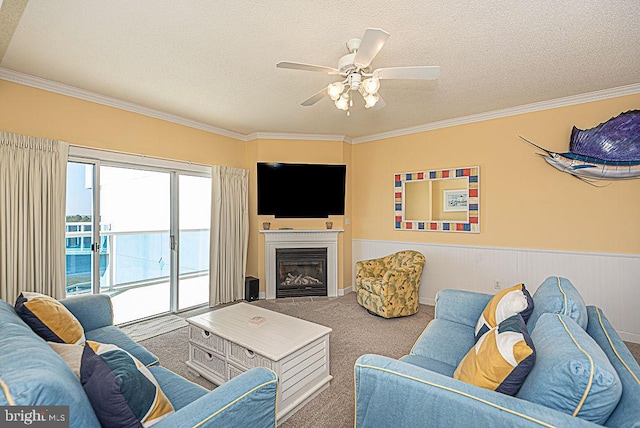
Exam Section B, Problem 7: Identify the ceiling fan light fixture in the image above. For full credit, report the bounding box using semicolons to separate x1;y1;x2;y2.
277;28;440;111
335;93;349;110
362;76;380;95
364;92;379;108
327;82;345;100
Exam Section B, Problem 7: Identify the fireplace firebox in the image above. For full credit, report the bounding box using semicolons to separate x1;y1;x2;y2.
276;248;327;298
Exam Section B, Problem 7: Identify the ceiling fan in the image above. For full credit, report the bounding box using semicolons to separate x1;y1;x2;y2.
276;28;440;114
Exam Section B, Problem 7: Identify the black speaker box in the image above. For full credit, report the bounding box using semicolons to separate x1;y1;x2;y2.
245;276;259;302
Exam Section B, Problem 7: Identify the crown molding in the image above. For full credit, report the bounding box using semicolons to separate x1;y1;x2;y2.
247;132;350;143
2;67;638;145
350;83;640;144
0;67;249;141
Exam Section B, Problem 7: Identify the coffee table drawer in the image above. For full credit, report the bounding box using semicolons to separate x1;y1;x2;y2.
189;325;226;356
227;362;246;380
190;344;227;382
228;342;273;370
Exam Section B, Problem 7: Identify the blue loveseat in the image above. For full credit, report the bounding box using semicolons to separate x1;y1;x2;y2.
0;294;278;428
355;276;640;427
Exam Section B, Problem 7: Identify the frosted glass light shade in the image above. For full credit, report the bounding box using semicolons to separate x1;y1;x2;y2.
364;93;379;108
362;76;380;94
328;82;345;100
335;93;349;110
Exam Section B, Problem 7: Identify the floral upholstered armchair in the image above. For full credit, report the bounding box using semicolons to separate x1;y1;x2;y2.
355;250;426;318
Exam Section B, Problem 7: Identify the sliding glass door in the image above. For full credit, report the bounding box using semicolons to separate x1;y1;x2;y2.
99;166;171;324
178;175;211;310
65;162;97;296
65;155;211;324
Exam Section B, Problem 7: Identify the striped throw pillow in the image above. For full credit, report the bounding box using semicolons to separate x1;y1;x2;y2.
474;283;533;342
455;314;535;396
50;341;174;427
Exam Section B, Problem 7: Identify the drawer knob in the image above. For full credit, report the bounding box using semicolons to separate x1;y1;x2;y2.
245;349;255;359
206;352;214;361
202;330;210;338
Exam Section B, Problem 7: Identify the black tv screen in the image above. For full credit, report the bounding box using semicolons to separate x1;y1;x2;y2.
257;162;346;218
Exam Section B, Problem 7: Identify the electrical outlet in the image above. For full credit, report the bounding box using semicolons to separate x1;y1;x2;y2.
345;218;350;225
494;280;502;290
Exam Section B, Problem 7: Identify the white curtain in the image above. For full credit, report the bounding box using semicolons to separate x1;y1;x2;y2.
0;132;69;303
209;165;249;306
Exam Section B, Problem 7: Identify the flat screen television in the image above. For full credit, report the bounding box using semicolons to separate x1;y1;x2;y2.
257;162;346;218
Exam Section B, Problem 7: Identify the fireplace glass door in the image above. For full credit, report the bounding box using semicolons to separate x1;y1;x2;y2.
276;248;327;298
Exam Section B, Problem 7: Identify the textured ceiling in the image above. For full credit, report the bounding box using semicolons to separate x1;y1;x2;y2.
1;1;639;140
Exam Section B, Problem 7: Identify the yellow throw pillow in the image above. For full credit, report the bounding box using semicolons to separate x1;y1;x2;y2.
15;292;85;344
474;283;533;342
455;314;535;396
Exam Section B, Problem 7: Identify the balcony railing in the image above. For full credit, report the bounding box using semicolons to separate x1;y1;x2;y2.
65;223;209;296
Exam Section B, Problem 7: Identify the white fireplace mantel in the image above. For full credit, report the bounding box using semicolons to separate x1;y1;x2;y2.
260;229;343;299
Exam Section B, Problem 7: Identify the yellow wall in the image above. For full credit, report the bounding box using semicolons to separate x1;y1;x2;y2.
0;81;244;166
352;94;640;255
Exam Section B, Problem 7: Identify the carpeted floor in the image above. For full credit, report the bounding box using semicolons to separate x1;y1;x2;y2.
139;292;640;428
120;314;187;342
140;293;433;427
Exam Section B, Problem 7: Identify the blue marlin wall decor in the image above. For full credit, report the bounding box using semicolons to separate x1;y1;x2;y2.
520;110;640;185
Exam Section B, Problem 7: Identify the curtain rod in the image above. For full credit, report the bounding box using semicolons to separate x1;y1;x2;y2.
69;143;211;168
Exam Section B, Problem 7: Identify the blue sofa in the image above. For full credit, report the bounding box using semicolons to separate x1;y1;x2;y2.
355;277;640;427
0;294;278;428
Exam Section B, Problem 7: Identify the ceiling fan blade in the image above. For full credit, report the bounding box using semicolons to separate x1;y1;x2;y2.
300;87;328;106
375;66;441;80
277;61;339;74
353;28;390;69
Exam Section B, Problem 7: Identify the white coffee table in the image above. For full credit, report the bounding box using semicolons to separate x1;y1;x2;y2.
186;302;332;423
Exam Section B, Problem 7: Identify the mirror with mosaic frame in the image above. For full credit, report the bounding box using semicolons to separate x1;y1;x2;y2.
394;166;479;233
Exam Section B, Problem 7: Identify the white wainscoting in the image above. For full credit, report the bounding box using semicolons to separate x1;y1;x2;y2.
352;239;640;343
